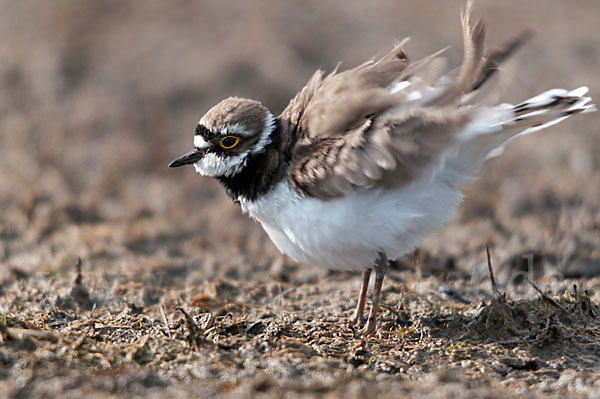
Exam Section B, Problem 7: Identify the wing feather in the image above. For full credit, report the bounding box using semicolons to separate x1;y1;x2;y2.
280;3;529;199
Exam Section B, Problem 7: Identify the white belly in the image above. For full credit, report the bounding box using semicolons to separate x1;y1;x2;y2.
239;177;463;271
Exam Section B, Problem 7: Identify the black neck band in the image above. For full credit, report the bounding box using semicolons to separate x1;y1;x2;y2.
217;119;285;201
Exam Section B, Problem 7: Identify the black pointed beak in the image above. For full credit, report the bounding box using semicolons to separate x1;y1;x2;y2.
169;149;203;168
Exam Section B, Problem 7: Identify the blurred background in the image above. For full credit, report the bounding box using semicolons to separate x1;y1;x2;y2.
1;0;599;284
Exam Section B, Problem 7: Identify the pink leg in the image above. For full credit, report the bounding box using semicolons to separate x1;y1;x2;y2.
362;250;388;336
349;269;372;327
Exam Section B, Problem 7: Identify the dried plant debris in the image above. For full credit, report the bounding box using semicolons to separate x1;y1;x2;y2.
0;268;599;398
1;1;599;398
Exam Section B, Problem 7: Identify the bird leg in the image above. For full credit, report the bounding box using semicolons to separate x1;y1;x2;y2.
348;269;372;327
362;250;388;336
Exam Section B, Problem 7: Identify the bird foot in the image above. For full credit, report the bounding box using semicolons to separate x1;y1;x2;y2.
348;314;364;328
359;318;376;337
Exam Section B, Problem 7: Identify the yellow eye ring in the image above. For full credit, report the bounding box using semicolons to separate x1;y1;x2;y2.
219;135;239;149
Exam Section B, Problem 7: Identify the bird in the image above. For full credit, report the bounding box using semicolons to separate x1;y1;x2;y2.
169;3;595;336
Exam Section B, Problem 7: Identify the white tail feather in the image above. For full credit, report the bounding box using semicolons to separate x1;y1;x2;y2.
440;87;595;184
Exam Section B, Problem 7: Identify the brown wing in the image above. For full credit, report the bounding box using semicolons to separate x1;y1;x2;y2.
277;41;410;158
280;3;527;199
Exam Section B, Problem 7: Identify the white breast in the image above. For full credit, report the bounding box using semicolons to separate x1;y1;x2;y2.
237;85;594;271
239;176;463;271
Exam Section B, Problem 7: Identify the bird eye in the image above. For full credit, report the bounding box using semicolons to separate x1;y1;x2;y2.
219;135;239;149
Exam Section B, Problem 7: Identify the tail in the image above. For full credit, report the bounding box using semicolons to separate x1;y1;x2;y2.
507;86;595;134
441;86;595;183
415;2;595;184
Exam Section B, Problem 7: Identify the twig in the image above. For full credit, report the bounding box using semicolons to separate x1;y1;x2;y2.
176;307;205;348
536;311;556;342
0;320;7;343
70;257;94;310
525;276;570;314
486;245;502;298
496;311;556;347
74;257;83;286
4;327;60;342
159;304;172;339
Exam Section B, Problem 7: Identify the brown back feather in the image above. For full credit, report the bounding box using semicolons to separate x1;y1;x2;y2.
280;3;527;199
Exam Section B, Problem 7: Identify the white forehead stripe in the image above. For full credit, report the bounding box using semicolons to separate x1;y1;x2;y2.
221;123;253;137
194;135;210;149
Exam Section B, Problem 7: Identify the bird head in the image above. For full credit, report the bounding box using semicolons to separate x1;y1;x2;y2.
169;97;276;177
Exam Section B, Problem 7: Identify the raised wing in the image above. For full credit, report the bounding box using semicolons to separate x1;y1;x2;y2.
279;3;527;199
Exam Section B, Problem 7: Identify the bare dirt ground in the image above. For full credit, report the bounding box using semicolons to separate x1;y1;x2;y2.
1;1;599;398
